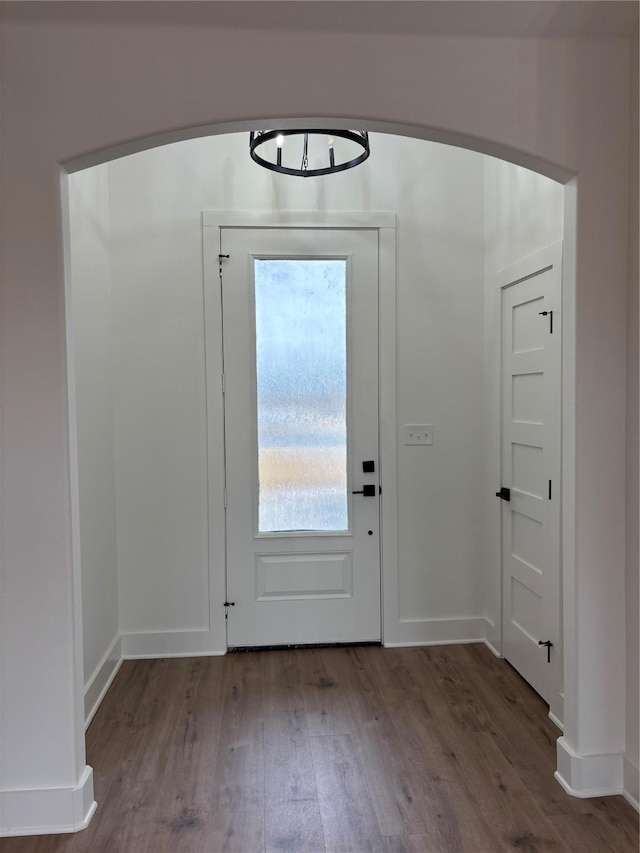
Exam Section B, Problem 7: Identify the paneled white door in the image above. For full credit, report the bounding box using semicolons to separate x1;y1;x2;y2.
500;244;562;706
221;227;380;647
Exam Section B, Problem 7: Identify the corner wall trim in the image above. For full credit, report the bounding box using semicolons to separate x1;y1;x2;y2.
555;737;624;798
84;634;122;729
0;765;96;837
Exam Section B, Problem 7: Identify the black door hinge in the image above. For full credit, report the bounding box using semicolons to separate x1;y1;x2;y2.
538;639;553;663
218;253;230;275
223;600;235;621
538;310;553;334
495;487;511;502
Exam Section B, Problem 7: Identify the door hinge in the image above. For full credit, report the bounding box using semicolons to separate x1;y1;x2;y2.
495;487;511;502
548;479;552;500
223;600;235;621
538;639;553;663
538;309;553;334
218;253;230;276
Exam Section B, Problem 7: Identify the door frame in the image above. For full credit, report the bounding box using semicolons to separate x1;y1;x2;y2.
202;211;397;651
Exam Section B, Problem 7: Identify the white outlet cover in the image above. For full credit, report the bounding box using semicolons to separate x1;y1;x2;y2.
404;424;433;445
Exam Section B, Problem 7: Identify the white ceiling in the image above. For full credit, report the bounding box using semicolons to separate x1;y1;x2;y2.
4;1;639;39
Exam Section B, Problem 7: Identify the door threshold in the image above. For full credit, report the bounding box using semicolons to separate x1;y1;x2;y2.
228;641;382;653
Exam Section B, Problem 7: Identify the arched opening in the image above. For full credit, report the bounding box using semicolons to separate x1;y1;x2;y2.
62;117;577;803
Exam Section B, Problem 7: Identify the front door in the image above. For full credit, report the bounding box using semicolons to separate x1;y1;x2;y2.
499;243;562;708
221;227;381;647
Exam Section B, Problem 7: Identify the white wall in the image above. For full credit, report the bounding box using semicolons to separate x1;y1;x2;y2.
0;3;634;834
106;132;487;651
109;151;211;641
624;24;639;807
483;163;565;276
68;168;121;726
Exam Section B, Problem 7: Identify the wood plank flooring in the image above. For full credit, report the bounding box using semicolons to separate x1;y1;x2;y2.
2;644;638;852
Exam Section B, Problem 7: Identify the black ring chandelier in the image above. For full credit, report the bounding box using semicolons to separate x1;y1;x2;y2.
249;130;370;177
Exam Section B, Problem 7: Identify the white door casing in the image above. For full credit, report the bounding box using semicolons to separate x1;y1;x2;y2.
499;243;562;712
202;212;397;652
214;221;393;647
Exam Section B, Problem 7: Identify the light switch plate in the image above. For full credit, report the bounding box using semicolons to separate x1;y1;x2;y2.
404;424;433;445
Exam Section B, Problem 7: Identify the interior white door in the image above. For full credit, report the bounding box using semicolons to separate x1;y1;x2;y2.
500;244;562;706
221;227;380;647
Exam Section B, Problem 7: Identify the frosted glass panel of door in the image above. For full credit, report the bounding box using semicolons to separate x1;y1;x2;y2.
254;259;348;533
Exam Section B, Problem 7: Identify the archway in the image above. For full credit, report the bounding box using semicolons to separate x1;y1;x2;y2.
64;117;576;801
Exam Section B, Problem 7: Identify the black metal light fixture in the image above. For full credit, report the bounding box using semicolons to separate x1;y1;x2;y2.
249;130;370;177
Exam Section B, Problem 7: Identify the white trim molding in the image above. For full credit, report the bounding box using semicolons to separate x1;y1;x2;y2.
483;638;503;658
385;616;491;647
555;737;625;798
624;758;640;811
120;629;226;659
203;210;397;230
548;710;564;733
0;766;96;837
84;634;122;730
549;690;565;733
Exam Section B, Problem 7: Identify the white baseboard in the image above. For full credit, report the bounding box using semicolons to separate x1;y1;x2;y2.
549;691;564;732
548;710;564;732
624;757;639;811
385;616;491;648
384;638;486;649
84;634;122;729
555;736;625;798
483;616;502;657
0;765;96;837
121;628;226;659
624;790;640;812
483;638;503;658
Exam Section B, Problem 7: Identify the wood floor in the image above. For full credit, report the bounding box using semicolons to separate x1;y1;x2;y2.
3;644;638;853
